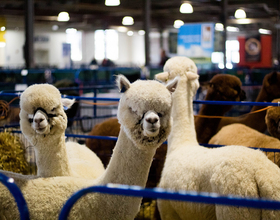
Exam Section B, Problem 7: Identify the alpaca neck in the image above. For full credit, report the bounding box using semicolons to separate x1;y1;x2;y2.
35;134;73;177
99;128;157;186
168;76;198;148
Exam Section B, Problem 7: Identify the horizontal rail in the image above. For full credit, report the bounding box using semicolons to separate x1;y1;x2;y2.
59;183;280;220
1;92;280;107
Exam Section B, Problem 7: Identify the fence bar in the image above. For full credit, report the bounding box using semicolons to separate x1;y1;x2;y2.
59;183;280;220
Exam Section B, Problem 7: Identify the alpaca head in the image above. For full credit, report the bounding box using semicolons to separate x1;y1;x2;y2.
19;84;75;144
116;75;177;149
263;71;280;100
155;56;197;82
265;98;280;139
206;74;246;102
155;56;199;96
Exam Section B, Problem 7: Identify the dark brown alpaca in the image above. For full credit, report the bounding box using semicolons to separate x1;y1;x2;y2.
195;74;246;144
217;71;280;133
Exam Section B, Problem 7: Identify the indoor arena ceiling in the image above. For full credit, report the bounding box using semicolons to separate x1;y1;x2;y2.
0;0;280;32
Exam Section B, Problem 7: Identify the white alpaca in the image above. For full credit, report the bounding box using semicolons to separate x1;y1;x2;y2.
0;74;176;220
19;83;105;179
156;56;280;220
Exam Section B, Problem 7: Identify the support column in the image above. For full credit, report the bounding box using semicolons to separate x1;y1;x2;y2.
144;0;151;67
24;0;34;69
221;0;228;69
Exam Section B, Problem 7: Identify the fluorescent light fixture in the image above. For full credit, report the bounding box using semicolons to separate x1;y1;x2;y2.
138;30;145;35
66;28;77;34
122;16;134;25
117;26;128;32
105;0;120;6
0;26;6;31
235;18;251;24
215;23;224;31
234;9;246;19
180;3;193;14
127;31;134;36
259;28;272;35
57;12;70;22
226;26;239;32
174;20;184;29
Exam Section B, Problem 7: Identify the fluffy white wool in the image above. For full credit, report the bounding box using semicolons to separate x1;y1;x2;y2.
156;56;280;220
19;83;105;178
0;75;176;220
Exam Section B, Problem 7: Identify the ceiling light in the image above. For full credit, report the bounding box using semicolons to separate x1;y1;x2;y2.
117;26;128;32
234;9;246;19
259;28;272;35
66;28;77;34
138;30;145;35
174;20;184;29
180;2;193;13
122;16;134;25
226;26;239;32
57;12;70;22
0;26;6;31
105;0;120;6
127;31;134;36
215;23;224;31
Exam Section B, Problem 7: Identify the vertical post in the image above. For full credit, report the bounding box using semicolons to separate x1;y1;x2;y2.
144;0;151;67
221;0;227;69
24;0;34;69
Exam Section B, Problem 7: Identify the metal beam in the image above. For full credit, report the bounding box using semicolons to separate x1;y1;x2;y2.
24;0;34;69
144;0;151;67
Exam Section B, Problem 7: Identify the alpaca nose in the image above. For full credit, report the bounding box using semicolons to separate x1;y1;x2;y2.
34;118;44;124
146;117;158;124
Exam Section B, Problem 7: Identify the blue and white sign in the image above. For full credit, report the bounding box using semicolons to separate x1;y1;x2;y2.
178;23;214;63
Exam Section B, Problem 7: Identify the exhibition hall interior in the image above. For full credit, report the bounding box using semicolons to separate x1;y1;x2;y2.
1;0;280;219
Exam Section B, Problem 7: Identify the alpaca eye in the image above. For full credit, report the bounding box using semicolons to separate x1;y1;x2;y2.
158;113;163;117
28;118;33;123
51;107;56;111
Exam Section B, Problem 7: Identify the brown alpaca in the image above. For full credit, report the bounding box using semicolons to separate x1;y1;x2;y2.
86;117;120;167
217;71;280;133
86;117;167;187
265;98;280;140
195;74;246;144
209;98;280;168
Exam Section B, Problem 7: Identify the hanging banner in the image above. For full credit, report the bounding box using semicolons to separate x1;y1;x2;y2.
245;36;261;62
177;23;214;64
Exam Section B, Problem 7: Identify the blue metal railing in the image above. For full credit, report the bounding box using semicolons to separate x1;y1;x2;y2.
59;183;280;219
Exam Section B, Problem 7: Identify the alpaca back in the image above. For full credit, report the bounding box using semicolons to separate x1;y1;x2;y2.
209;123;280;167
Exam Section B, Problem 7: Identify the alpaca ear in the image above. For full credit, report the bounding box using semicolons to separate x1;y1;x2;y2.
267;71;278;85
186;71;199;80
61;98;75;110
155;72;169;82
166;76;179;93
116;74;130;93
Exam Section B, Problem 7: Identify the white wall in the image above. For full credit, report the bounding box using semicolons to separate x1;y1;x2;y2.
5;30;25;68
3;29;163;68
